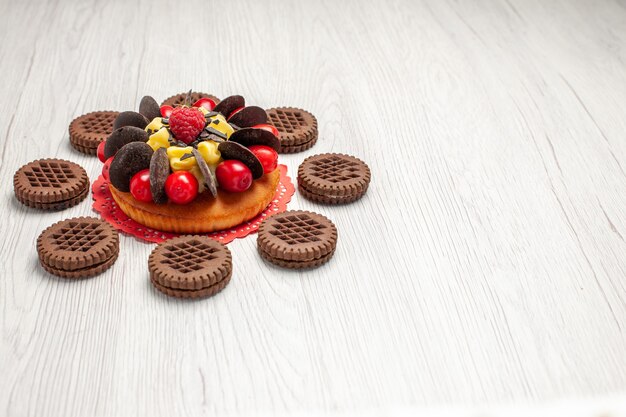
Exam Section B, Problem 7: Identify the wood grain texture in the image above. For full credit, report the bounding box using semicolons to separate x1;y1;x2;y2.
1;0;626;415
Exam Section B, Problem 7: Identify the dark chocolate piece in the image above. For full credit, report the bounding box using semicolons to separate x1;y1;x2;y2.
109;142;153;192
227;106;267;128
191;149;218;198
207;135;225;143
139;96;161;121
213;95;245;119
104;126;149;160
229;128;281;152
112;111;150;130
149;148;170;204
204;127;227;139
217;141;264;179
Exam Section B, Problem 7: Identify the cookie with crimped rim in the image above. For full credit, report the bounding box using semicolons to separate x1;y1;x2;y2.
257;210;337;268
150;271;231;298
14;158;90;210
280;134;317;154
258;246;336;269
161;92;221;107
68;111;119;155
266;107;318;152
37;217;119;278
148;235;232;298
297;153;370;204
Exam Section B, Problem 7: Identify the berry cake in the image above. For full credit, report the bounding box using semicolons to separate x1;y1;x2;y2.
98;93;282;233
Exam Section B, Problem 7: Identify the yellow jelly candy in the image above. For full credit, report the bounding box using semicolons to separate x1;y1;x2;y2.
146;128;170;151
206;114;234;139
145;117;164;134
197;106;209;116
189;165;205;194
167;146;197;171
196;140;221;167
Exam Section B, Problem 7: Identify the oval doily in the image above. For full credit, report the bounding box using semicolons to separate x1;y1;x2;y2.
92;164;294;244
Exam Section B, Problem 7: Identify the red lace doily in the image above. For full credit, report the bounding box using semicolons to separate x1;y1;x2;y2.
92;164;294;244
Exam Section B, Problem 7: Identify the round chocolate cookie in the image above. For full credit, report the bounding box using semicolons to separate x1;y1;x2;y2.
113;111;150;131
69;111;119;155
14;159;89;210
266;107;318;153
104;126;149;159
139;95;161;121
213;95;244;119
148;235;232;298
109;142;153;192
257;210;337;269
161;92;220;107
37;217;119;279
297;153;371;204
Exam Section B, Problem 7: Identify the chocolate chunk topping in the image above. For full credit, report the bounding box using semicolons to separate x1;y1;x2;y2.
229;128;281;152
205;127;227;139
104;126;149;160
113;111;150;130
149;148;170;204
227;106;267;128
217;141;264;179
109;142;153;192
191;149;218;198
213;95;245;119
139;96;161;121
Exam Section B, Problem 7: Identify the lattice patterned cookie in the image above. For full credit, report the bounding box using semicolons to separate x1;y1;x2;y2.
37;217;119;278
257;210;337;269
69;111;119;155
13;158;89;210
297;153;371;204
266;107;318;153
148;235;232;298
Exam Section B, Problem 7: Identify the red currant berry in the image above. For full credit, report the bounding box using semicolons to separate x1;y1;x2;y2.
129;169;153;203
216;160;253;192
97;141;107;162
227;107;245;121
160;105;174;118
249;145;278;174
193;98;216;111
102;157;113;182
252;123;279;138
164;171;199;204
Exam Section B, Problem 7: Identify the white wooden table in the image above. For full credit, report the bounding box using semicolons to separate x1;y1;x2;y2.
2;0;626;416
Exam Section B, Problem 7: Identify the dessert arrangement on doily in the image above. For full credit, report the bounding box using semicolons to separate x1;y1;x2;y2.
14;91;371;299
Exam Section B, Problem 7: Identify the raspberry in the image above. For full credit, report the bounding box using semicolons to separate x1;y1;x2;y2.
169;107;206;144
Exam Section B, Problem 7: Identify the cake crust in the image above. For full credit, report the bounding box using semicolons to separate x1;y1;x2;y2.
110;169;280;233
